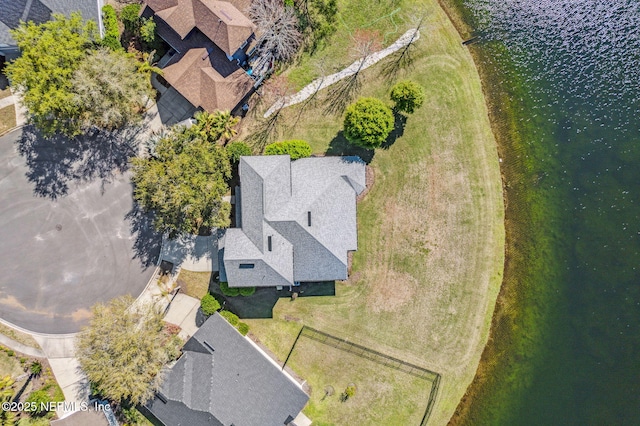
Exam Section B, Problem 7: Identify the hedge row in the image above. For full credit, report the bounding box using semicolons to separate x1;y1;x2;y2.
219;310;249;335
264;140;312;160
101;5;122;51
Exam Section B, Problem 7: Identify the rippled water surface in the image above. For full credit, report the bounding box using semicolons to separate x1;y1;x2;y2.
459;0;640;423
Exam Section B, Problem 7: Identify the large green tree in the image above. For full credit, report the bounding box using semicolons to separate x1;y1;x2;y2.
6;13;96;136
7;14;152;136
72;48;153;130
132;127;232;235
76;296;182;406
343;97;394;148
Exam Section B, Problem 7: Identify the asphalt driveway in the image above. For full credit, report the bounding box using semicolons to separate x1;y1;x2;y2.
0;129;161;333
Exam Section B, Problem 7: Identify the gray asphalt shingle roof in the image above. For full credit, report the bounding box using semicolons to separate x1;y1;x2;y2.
146;313;308;426
222;155;366;287
0;0;102;47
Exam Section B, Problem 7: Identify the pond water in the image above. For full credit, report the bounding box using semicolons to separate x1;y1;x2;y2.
454;0;640;424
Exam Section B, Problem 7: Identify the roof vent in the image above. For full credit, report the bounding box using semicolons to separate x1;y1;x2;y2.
268;235;272;251
307;211;312;227
203;341;215;354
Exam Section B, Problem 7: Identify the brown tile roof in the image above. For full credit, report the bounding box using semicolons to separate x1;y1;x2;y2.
145;0;255;55
162;46;254;112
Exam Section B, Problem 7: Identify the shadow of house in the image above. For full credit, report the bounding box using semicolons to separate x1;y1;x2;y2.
207;280;336;319
142;0;257;117
0;0;103;62
16;125;140;199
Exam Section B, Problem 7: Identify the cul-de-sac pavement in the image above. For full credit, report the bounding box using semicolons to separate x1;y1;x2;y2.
0;128;160;334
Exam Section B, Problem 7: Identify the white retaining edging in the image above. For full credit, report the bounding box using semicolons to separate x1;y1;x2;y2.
263;28;421;118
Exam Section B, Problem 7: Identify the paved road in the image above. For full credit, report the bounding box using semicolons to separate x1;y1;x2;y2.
0;129;161;333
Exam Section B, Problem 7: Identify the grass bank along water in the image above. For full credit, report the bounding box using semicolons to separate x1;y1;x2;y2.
441;0;640;424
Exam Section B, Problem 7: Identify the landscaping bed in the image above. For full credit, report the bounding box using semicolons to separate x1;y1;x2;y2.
0;347;64;424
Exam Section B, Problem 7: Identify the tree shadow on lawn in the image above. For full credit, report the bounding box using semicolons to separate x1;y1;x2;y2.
380;111;408;150
16;124;142;199
326;131;375;164
208;281;336;319
125;203;163;269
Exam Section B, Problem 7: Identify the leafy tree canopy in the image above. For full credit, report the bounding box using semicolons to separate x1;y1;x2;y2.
132;127;232;235
6;13;96;136
264;140;312;159
390;80;425;114
343;97;394;148
226;141;253;163
76;296;182;406
6;14;152;136
72;48;153;130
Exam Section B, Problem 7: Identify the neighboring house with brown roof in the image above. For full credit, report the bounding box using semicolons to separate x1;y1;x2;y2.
142;0;257;113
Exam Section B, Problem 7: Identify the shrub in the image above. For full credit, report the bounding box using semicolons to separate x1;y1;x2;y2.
101;5;122;51
237;322;250;336
200;294;221;316
226;141;252;163
343;98;394;148
239;287;256;296
390;80;425;114
121;4;141;30
264;140;312;160
220;281;240;297
30;361;42;376
6;350;13;357
25;390;52;416
219;310;239;326
140;18;157;44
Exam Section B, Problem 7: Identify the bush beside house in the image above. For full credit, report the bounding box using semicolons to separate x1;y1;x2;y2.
101;5;122;51
264;140;312;159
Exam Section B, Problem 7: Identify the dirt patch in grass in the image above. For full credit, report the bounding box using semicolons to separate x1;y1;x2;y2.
366;270;417;313
175;270;211;299
0;105;16;135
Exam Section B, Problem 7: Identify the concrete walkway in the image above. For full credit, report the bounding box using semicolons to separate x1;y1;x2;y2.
0;334;44;357
264;28;421;117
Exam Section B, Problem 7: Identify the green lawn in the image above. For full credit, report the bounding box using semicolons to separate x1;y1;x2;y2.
287;336;431;425
175;270;211;299
239;0;504;424
0;105;16;136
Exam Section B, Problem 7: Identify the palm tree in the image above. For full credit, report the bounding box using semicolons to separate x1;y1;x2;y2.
192;111;240;144
212;110;240;143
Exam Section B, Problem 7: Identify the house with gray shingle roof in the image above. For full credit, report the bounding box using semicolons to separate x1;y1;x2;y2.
144;313;309;426
219;155;366;288
0;0;103;61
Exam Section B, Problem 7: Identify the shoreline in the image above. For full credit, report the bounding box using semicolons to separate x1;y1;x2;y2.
434;0;565;423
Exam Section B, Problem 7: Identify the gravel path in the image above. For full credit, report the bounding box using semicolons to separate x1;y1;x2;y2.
264;28;421;118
